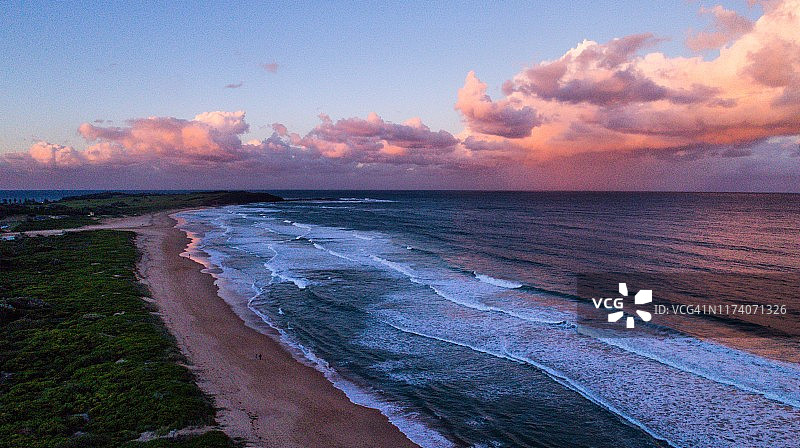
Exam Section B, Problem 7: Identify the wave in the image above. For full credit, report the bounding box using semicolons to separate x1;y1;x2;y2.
426;283;571;326
339;197;397;203
375;299;800;448
381;320;677;448
267;225;570;327
259;242;311;290
266;269;310;289
473;271;523;289
596;336;800;409
371;256;571;326
312;242;357;262
371;255;419;278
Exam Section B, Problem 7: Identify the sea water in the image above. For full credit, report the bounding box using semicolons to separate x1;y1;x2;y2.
175;191;800;448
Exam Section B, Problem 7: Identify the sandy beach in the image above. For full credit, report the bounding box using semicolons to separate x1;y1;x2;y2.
19;212;418;447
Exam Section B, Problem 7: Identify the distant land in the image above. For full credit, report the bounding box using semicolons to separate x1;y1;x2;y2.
0;191;283;232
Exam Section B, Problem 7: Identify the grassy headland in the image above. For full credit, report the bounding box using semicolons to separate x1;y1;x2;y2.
1;191;282;232
0;230;239;447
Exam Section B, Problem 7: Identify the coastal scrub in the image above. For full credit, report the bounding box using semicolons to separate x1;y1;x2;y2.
0;231;238;447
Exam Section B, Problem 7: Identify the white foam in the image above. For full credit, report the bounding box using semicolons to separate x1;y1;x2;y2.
339;197;396;203
371;255;419;278
370;255;569;325
267;269;310;289
473;272;523;289
427;284;571;326
381;320;676;448
313;242;357;262
597;336;800;409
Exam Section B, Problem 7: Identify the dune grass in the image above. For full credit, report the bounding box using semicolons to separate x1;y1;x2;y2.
0;231;238;447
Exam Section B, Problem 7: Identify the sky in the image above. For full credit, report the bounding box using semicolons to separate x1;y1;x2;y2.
1;0;798;191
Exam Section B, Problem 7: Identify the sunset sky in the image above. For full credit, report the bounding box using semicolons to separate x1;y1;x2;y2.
1;0;798;191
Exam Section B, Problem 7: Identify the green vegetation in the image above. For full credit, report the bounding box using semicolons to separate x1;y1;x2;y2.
1;191;282;232
120;431;236;448
0;231;239;447
10;216;97;232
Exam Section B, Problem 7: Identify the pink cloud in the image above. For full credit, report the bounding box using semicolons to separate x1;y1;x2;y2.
285;112;459;164
744;37;800;89
261;62;279;73
459;0;800;160
686;5;755;52
3;110;458;176
271;123;288;136
75;111;252;164
456;71;540;138
502;34;717;107
28;142;83;167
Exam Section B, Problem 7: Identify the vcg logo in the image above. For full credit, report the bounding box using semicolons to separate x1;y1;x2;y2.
591;283;653;329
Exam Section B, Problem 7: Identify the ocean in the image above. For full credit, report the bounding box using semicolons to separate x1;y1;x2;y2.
72;191;800;446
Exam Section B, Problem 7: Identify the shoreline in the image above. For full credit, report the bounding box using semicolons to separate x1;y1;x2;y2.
136;212;419;447
172;212;450;448
40;211;419;447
